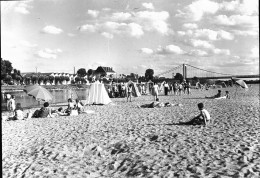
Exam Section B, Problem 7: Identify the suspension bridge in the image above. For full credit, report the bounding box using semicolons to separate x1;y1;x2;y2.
157;64;259;80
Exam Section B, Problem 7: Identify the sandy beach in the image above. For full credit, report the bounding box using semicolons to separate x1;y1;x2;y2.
2;85;260;177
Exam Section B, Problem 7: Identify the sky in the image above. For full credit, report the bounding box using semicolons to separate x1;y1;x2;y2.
1;0;259;77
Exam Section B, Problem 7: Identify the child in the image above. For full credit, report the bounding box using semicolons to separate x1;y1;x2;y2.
215;91;230;99
179;103;210;126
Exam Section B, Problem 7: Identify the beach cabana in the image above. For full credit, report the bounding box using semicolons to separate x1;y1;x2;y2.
146;80;154;95
128;81;141;97
85;81;112;105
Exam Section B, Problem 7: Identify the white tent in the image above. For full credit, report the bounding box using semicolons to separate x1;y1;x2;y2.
86;81;112;105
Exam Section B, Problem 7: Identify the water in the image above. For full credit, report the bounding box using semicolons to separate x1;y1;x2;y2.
1;88;89;110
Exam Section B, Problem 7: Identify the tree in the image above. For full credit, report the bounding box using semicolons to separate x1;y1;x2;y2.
87;69;94;76
55;76;60;85
1;58;13;75
75;77;81;84
65;76;70;84
77;68;87;78
174;73;184;82
16;75;22;85
49;76;54;85
31;75;38;84
60;76;65;84
4;75;12;83
38;75;45;85
43;76;49;85
145;69;154;80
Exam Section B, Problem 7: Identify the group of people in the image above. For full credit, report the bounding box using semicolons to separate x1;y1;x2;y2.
107;82;135;102
205;90;230;99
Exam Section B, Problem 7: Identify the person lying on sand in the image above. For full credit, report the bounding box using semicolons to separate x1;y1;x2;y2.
215;91;230;99
138;98;183;108
52;107;68;116
179;103;210;126
205;90;222;99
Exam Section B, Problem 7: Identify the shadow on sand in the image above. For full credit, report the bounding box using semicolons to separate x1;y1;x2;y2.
146;122;203;126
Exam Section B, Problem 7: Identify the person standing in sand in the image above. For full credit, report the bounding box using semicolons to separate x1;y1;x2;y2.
126;83;133;102
152;82;159;101
179;103;210;126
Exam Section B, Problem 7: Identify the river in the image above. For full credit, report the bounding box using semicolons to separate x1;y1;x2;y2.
1;88;89;110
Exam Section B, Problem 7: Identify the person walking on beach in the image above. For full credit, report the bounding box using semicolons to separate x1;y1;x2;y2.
164;82;169;95
126;83;133;102
152;82;159;101
179;103;210;126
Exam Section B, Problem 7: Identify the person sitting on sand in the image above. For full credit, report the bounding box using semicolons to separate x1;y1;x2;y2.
7;103;24;121
138;98;182;108
205;90;222;99
64;98;74;114
33;102;54;118
215;91;230;99
74;99;84;113
179;103;210;126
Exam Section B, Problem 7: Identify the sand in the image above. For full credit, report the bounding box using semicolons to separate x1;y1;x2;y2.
2;85;260;177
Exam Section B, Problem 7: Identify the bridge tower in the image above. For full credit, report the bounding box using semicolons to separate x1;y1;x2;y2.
183;64;187;79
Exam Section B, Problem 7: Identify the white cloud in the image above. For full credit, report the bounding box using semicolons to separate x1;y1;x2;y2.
194;29;234;41
36;48;62;59
101;32;114;39
212;48;230;55
78;24;96;32
189;49;208;56
189;39;214;49
177;31;186;36
42;25;63;34
231;29;258;36
102;8;111;11
157;45;186;55
140;48;154;54
127;23;144;38
20;41;37;48
142;3;154;10
134;11;171;35
217;30;234;40
87;10;100;18
215;14;258;27
251;46;259;58
111;12;132;21
183;23;198;29
177;0;220;21
14;2;32;14
220;0;258;16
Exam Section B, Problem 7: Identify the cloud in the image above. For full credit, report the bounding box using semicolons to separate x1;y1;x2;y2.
111;12;132;21
87;10;99;18
251;46;259;58
157;45;186;55
78;24;97;32
212;48;230;55
176;0;220;21
140;48;154;54
142;3;154;10
14;1;32;14
214;14;258;27
220;0;258;16
189;49;208;56
183;23;198;29
42;25;63;34
36;48;62;59
231;29;258;36
101;32;113;39
20;40;37;48
189;39;214;49
194;29;234;41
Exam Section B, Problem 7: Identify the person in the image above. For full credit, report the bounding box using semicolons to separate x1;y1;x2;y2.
8;95;16;114
6;93;11;111
205;90;222;99
74;99;84;113
65;98;74;114
7;103;24;121
186;81;191;95
138;98;182;108
173;82;178;95
121;83;126;97
179;103;210;126
215;91;230;99
33;102;54;118
164;82;169;95
126;83;133;102
152;82;159;101
183;80;187;94
178;83;183;95
53;107;68;116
